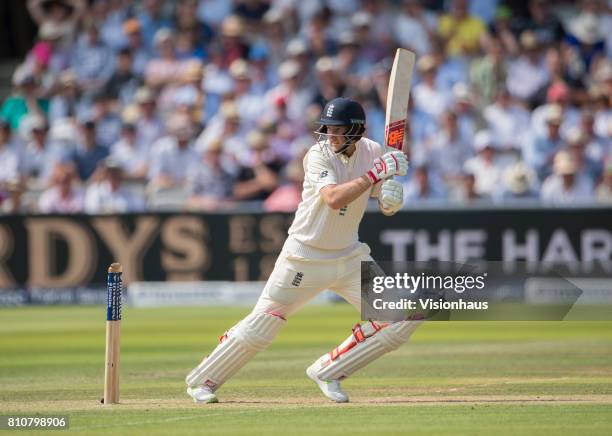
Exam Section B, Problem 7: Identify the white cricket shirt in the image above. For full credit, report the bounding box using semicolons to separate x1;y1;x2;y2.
284;137;383;260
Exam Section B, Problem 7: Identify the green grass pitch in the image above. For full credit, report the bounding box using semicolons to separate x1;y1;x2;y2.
1;305;611;435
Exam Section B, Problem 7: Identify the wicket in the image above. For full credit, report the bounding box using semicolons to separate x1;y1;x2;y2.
103;262;122;405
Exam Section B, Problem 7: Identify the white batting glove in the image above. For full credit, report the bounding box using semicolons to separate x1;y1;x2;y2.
379;179;404;214
366;151;408;184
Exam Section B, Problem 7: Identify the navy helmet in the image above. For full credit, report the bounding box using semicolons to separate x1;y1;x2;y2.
317;98;366;153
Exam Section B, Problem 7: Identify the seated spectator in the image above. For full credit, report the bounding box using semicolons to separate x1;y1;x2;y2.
464;131;503;196
595;160;612;203
402;165;447;202
90;92;122;149
70;119;109;181
38;162;84;213
566;129;601;182
109;122;149;181
483;87;530;152
541;150;593;204
506;31;549;104
71;21;114;93
145;28;193;88
84;159;145;213
564;12;606;75
579;109;609;163
230;59;265;123
437;0;486;56
530;82;580;138
133;87;164;149
452;171;484;203
522;104;564;180
105;48;141;106
148;114;198;190
122;18;151;78
0;121;20;189
19;116;66;187
393;0;435;56
233;130;282;201
264;159;305;212
48;70;88;123
495;162;539;201
413;55;450;119
196;102;246;162
0;179;25;214
1;68;49;132
518;0;564;47
429;110;474;185
185;139;235;211
470;37;508;107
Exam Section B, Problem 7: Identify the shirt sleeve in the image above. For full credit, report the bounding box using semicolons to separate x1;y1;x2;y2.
304;148;337;192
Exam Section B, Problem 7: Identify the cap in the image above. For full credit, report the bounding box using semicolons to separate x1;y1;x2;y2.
520;30;538;50
417;55;436;73
545;104;563;125
504;162;534;194
553;150;578;175
229;59;250;79
278;60;300;80
221;16;244;37
286;39;309;56
351;11;372;28
474;130;493;151
247;130;267;150
134;87;155;103
154;28;174;46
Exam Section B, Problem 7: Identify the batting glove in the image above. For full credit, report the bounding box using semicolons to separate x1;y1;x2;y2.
366;151;408;184
379;179;404;214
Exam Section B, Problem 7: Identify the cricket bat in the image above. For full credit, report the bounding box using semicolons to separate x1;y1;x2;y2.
384;48;416;153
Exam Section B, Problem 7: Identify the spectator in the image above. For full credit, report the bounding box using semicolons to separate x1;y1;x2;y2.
27;0;86;45
483;87;530;152
394;0;435;56
148;114;199;190
0;179;25;214
506;31;549;104
464;130;503;196
38;162;84;213
402;165;447;202
595;160;612;203
90;92;122;149
122;19;151;78
109;122;149;181
541;150;593;204
496;161;539;201
233;130;282;201
565;129;600;182
437;0;486;56
564;12;606;75
48;69;87;123
84;159;145;213
229;59;264;123
70;119;109;181
518;0;564;47
219;16;250;68
105;48;141;106
145;28;193;89
133;87;164;150
470;37;508;107
1;68;49;131
19;116;66;187
71;22;115;93
196;102;246;162
522;104;564;179
0;122;20;189
413;55;450;119
453;171;483;203
137;0;173;49
265;159;305;212
186;138;235;211
429;110;474;185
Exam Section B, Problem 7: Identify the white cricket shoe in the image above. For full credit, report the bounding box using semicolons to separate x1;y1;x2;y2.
187;386;219;404
306;366;349;403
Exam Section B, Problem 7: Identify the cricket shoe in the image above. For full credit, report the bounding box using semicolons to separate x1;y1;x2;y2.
187;386;218;404
306;366;349;403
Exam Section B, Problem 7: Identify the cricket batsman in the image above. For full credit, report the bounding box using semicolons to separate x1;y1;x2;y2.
186;97;420;403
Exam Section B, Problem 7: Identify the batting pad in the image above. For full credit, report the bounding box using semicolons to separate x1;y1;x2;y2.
308;320;420;381
186;311;286;390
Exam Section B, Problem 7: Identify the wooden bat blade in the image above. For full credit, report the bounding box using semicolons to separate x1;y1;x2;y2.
385;48;416;151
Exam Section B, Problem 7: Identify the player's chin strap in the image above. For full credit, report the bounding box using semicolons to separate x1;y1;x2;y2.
315;124;365;155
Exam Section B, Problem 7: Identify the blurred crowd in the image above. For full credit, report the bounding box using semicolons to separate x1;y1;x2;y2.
0;0;611;214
